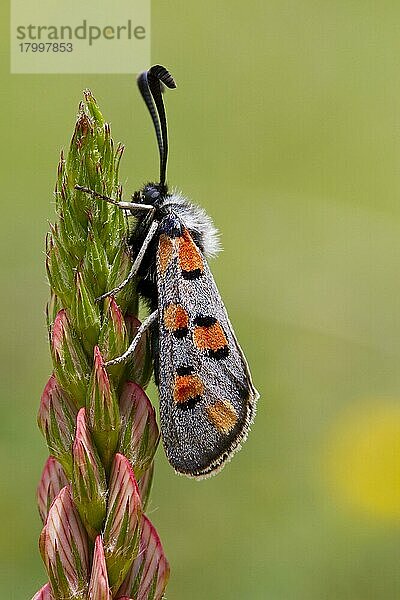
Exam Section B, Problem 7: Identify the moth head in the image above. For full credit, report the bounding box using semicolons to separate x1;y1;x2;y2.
133;182;167;207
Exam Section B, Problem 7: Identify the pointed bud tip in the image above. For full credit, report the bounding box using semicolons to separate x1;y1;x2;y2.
73;408;88;454
93;346;111;390
88;536;111;599
31;583;53;600
51;310;68;352
108;297;124;331
39;374;58;406
93;345;105;367
84;89;95;102
111;453;141;499
77;406;86;421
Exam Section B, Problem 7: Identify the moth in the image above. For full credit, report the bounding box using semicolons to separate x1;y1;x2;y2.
77;65;259;478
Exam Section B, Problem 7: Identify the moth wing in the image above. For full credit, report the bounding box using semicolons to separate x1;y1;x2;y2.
156;228;258;478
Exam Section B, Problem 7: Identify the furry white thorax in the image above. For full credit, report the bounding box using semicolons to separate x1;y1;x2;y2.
162;190;221;258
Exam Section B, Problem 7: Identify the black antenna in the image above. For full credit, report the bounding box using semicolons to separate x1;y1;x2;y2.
137;65;176;189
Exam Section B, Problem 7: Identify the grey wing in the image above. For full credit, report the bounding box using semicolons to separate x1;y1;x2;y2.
156;230;258;478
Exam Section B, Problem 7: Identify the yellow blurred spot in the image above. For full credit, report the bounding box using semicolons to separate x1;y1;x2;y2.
324;403;400;520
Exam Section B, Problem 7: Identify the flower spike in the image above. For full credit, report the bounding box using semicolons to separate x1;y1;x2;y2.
36;86;170;600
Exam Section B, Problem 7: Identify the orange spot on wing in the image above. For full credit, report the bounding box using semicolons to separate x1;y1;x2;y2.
164;304;189;332
178;229;203;274
174;374;204;404
206;400;238;433
193;322;228;351
158;234;174;274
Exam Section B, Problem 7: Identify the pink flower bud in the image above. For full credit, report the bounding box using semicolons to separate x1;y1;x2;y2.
117;515;170;600
119;382;159;480
37;456;68;524
39;486;89;599
103;454;142;593
37;374;76;478
88;536;112;599
72;408;107;539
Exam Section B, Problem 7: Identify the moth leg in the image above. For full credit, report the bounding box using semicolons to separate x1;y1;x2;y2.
105;310;158;366
96;219;159;302
75;185;154;212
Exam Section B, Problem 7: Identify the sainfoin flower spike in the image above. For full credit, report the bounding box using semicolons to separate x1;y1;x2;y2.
33;91;169;599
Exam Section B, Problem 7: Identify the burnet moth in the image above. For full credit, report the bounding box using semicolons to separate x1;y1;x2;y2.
77;65;259;478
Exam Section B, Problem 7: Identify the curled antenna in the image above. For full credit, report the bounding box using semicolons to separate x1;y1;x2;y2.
137;65;177;189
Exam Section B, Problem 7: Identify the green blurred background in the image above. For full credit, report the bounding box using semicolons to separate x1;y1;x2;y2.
1;1;400;598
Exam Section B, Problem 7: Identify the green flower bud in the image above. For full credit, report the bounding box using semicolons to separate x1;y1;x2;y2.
82;224;109;299
87;347;120;471
124;316;153;389
59;205;87;259
106;244;138;314
51;310;90;408
137;463;154;512
46;231;75;307
98;297;129;386
70;270;101;354
46;292;63;334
